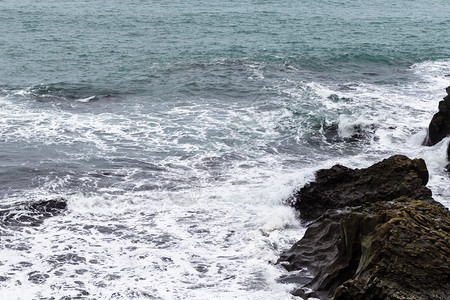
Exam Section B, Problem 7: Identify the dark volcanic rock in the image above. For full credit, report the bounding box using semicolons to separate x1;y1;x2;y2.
279;197;450;300
292;155;432;221
278;208;350;296
424;110;450;146
28;198;67;214
0;198;67;226
424;86;450;146
438;101;449;113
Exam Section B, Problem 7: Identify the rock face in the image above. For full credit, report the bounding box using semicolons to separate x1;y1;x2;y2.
292;155;432;221
280;156;450;299
280;197;450;300
424;86;450;146
334;198;450;300
278;208;350;298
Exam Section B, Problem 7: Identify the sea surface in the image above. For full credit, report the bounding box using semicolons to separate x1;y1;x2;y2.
0;0;449;299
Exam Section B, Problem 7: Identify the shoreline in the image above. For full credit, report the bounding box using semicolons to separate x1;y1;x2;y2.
279;88;450;299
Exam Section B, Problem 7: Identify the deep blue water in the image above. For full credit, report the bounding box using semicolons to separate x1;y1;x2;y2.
0;0;449;299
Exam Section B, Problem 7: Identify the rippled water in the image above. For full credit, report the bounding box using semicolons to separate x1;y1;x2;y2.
0;0;449;299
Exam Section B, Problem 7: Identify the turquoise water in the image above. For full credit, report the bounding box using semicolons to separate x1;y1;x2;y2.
1;0;448;89
0;1;449;299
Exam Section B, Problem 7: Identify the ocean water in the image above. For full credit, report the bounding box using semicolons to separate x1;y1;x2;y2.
0;0;449;299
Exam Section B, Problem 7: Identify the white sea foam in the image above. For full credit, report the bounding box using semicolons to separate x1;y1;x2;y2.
1;59;450;299
273;59;450;208
0;90;313;297
0;175;305;299
337;114;377;139
77;95;98;103
411;59;450;89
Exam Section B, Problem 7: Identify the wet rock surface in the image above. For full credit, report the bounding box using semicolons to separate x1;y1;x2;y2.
424;86;450;146
0;198;67;227
292;155;432;221
281;156;450;299
279;208;350;297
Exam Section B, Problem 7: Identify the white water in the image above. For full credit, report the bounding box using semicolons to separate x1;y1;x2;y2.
1;60;450;299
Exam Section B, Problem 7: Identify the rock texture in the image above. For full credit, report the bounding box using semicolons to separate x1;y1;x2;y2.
424;86;450;146
280;197;450;300
279;208;350;299
292;155;432;221
334;198;450;300
280;156;450;299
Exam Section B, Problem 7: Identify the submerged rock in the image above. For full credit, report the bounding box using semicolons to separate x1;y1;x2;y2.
28;198;67;214
292;155;431;221
0;198;67;227
280;197;450;300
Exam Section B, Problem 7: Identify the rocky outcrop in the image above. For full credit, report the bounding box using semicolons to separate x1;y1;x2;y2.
27;198;67;214
280;156;450;299
280;197;450;300
0;198;67;226
292;155;432;221
424;86;450;146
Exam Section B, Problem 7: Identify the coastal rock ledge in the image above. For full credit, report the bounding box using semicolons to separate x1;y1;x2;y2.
279;155;450;300
292;155;432;221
